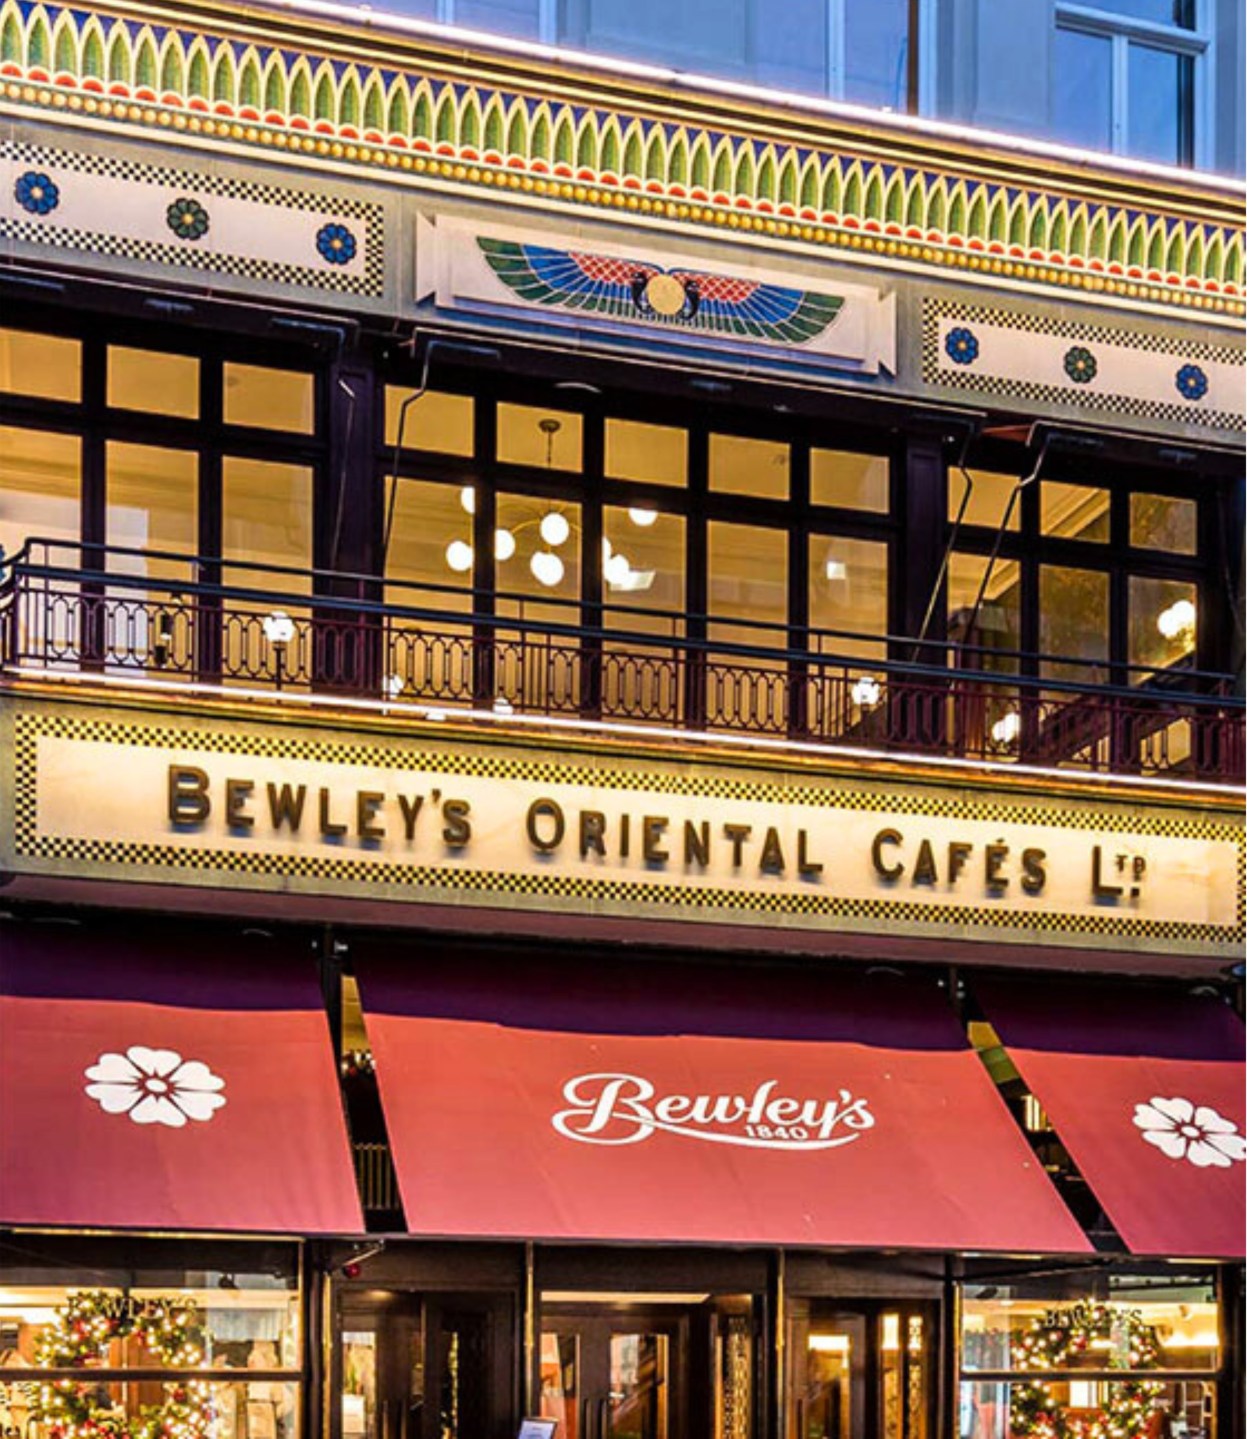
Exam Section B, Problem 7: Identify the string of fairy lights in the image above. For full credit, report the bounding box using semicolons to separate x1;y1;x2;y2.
1010;1301;1165;1439
30;1291;212;1439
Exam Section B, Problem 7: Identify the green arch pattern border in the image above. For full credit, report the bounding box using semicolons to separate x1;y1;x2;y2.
1;0;1243;320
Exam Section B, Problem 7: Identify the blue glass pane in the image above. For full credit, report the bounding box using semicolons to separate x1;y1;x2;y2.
844;0;909;109
1051;27;1112;152
579;0;750;77
753;0;828;97
1128;43;1190;163
1078;0;1194;28
456;0;541;38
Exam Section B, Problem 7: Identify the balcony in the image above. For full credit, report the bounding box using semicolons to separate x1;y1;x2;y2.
1;540;1241;784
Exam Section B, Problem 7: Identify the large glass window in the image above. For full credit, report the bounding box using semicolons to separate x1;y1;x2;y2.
0;1246;305;1439
0;329;81;403
959;1273;1223;1439
603;503;686;723
109;347;199;419
385;478;474;703
1040;564;1109;681
495;491;582;712
224;364;315;434
497;404;582;471
222;458;313;686
811;449;889;512
384;389;474;456
0;426;81;563
708;520;788;730
710;434;790;501
808;534;888;660
605;419;687;488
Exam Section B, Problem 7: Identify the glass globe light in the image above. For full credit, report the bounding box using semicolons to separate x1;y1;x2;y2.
459;485;476;516
628;507;658;528
540;511;571;547
604;552;632;588
530;551;565;587
445;539;474;573
494;528;516;561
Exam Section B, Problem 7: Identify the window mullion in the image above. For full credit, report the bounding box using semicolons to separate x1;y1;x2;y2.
826;0;846;100
1110;31;1129;154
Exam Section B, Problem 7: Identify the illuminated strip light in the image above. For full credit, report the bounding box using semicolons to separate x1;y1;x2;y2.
5;664;1241;797
254;0;1245;196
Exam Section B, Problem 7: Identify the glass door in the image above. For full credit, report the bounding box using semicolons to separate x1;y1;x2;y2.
539;1307;688;1439
335;1289;513;1439
788;1302;934;1439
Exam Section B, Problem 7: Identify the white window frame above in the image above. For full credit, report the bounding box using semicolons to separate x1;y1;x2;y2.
1054;0;1214;168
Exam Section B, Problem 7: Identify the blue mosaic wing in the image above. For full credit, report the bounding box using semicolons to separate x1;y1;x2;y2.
479;238;655;317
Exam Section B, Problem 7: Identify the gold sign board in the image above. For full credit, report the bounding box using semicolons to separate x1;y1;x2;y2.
4;698;1242;960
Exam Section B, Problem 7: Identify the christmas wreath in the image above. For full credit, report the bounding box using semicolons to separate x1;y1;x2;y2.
30;1290;213;1439
1010;1301;1164;1439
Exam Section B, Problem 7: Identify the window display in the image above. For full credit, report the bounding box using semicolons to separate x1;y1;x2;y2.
959;1277;1221;1439
0;1260;303;1439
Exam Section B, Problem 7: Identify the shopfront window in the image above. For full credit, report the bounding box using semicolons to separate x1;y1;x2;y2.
959;1276;1222;1439
708;519;788;730
0;1248;304;1439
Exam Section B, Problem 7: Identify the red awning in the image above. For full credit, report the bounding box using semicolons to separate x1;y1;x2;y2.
356;951;1088;1252
975;977;1245;1258
0;923;362;1234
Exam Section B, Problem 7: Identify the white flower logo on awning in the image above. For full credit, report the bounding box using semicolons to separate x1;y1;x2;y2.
1132;1096;1245;1168
85;1046;226;1128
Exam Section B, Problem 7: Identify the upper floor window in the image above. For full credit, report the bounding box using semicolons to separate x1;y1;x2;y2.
1052;0;1205;166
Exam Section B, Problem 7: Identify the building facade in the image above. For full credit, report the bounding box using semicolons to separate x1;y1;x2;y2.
0;2;1243;1438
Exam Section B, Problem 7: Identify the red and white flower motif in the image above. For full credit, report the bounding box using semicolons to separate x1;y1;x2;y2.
1132;1096;1245;1168
84;1046;226;1128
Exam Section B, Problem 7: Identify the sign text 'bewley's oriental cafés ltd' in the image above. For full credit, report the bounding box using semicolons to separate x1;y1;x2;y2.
9;705;1242;956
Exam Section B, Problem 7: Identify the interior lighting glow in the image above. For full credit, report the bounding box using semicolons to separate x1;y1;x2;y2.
628;507;658;528
530;551;565;587
991;710;1022;745
851;675;882;708
540;511;571;547
261;610;296;646
1157;598;1196;640
808;1334;851;1354
459;485;476;516
494;528;517;561
604;551;633;588
445;539;474;572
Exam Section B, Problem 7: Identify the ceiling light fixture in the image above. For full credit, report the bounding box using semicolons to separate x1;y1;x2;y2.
628;507;658;528
445;539;474;573
530;551;565;587
494;528;517;561
540;511;571;547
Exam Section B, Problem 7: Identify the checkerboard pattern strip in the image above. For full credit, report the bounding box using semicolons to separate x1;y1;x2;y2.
12;709;1243;945
4;138;384;296
14;710;1242;843
921;298;1244;430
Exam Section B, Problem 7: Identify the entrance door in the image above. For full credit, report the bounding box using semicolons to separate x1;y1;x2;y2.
539;1307;689;1439
337;1289;514;1439
787;1301;935;1439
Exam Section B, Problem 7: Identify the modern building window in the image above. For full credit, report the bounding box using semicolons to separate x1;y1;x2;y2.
1052;0;1204;166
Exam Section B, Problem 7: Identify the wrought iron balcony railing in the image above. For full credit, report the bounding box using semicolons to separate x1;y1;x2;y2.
1;540;1241;784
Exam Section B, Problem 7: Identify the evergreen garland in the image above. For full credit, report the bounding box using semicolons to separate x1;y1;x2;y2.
30;1290;213;1439
1010;1301;1164;1439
